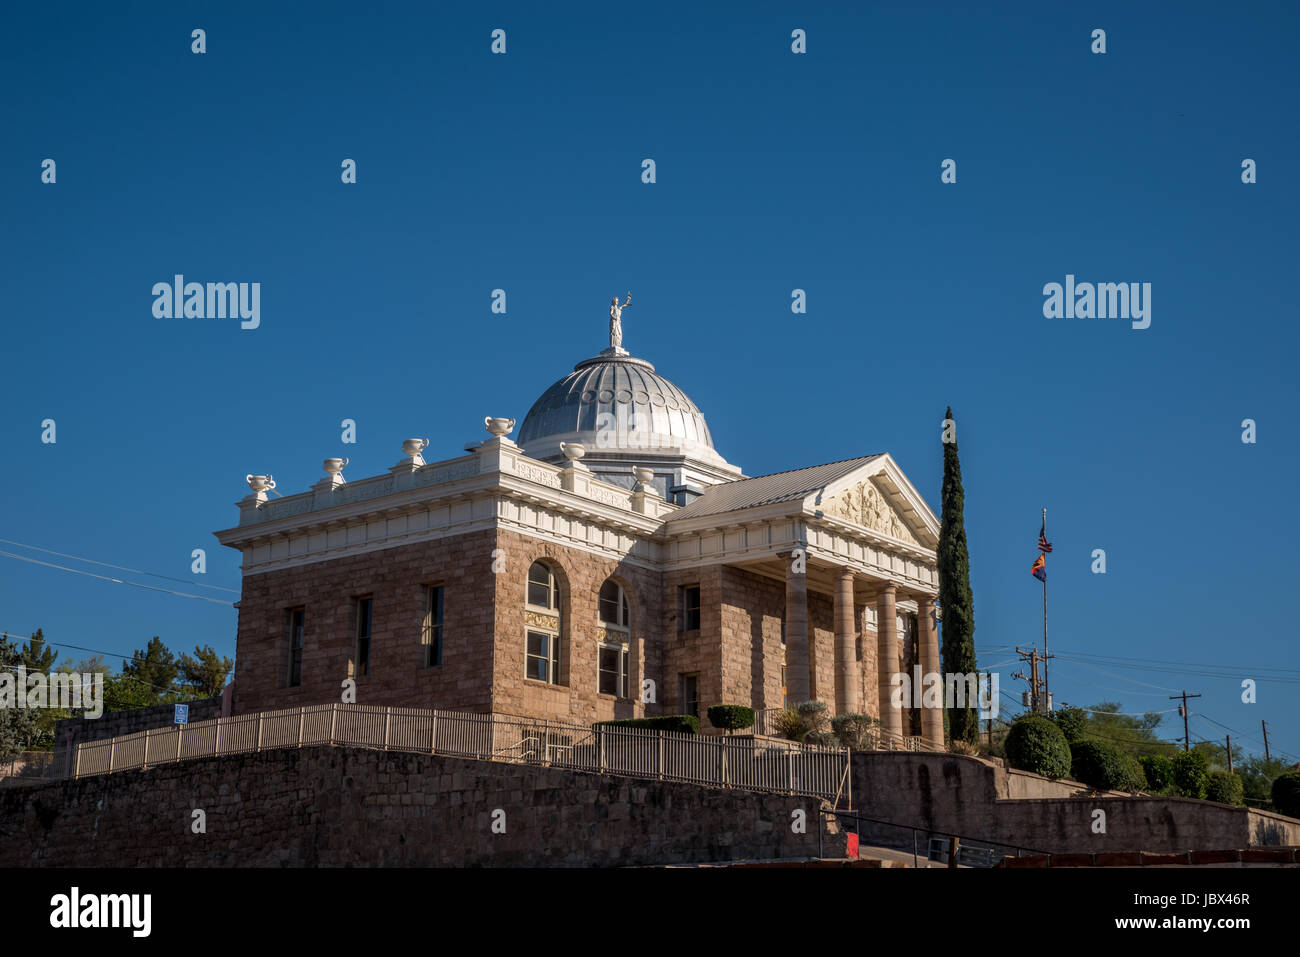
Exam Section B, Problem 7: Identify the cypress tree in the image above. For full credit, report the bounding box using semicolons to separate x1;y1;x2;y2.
938;406;978;743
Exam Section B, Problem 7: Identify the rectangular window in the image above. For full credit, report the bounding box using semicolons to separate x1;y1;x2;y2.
680;673;700;718
526;631;561;684
599;646;627;698
286;608;305;687
422;586;444;668
679;585;701;632
355;596;373;677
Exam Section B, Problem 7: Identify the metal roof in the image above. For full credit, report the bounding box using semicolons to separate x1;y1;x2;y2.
664;455;884;522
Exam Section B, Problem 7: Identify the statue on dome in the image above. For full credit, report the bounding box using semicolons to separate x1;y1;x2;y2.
609;293;631;351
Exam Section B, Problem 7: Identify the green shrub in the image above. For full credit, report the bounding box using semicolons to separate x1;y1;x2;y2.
1071;740;1145;792
1140;754;1175;793
1049;706;1088;744
773;700;830;743
1205;771;1245;806
830;713;877;749
706;705;755;734
1172;750;1210;799
1272;770;1300;818
1004;715;1071;779
594;715;698;736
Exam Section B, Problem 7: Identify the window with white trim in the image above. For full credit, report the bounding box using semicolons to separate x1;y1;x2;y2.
525;561;564;685
598;579;629;698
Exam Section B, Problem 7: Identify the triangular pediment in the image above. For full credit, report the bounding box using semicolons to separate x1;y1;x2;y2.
811;455;939;549
820;478;919;543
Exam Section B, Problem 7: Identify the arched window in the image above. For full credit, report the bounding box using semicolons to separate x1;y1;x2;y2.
525;562;563;684
598;580;629;698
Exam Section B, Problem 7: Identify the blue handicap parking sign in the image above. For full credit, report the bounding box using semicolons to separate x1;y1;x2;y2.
174;704;189;725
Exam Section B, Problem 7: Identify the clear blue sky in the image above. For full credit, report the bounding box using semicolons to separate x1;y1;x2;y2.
1;2;1296;761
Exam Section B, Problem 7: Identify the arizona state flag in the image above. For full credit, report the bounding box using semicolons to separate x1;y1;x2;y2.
1030;553;1046;582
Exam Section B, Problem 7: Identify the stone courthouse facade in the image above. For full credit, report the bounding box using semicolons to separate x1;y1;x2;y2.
216;304;944;747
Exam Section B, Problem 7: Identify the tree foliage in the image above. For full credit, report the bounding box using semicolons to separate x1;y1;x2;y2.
1240;755;1290;809
1205;771;1245;806
937;406;978;744
1272;770;1300;819
1053;701;1176;758
1172;750;1210;800
0;633;45;759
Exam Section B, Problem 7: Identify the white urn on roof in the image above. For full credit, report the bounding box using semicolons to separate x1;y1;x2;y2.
318;457;348;489
401;438;429;467
245;474;276;506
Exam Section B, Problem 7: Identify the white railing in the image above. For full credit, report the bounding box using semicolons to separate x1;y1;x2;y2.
71;705;853;806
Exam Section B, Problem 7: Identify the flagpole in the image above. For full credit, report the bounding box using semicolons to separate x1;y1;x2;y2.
1041;507;1049;713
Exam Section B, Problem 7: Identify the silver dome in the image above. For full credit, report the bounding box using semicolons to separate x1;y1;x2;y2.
518;353;716;452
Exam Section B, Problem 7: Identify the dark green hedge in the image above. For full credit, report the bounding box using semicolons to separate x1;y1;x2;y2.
594;715;699;736
1004;715;1071;780
1172;750;1210;799
1049;706;1088;744
1139;754;1175;793
1070;740;1145;792
1272;770;1300;818
707;705;755;733
1205;771;1245;806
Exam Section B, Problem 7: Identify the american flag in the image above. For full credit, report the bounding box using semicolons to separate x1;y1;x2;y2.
1037;517;1053;554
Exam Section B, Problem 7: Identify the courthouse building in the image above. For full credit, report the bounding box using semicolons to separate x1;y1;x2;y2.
216;303;944;747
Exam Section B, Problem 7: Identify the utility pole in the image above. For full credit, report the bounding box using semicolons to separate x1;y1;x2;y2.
1040;509;1049;710
1226;735;1233;774
1013;647;1044;714
1262;720;1271;762
1168;690;1202;751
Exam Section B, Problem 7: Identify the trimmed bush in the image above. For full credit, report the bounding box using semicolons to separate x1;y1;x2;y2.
1205;771;1245;806
830;713;877;749
1140;754;1175;793
707;704;755;734
1070;740;1145;792
1272;770;1300;818
773;700;830;743
594;715;698;736
1004;715;1071;779
1172;750;1210;799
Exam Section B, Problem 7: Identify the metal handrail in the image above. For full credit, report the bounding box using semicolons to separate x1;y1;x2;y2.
68;703;854;806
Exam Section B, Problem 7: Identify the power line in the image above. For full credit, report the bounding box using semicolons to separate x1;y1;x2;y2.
0;546;236;605
0;539;239;593
1053;648;1300;675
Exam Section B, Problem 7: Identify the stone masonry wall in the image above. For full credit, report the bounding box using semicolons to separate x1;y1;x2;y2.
490;528;662;724
718;566;784;714
0;746;842;867
851;750;1300;855
231;529;498;716
661;564;723;723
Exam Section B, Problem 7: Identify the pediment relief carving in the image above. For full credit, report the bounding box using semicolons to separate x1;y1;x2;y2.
821;480;918;544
